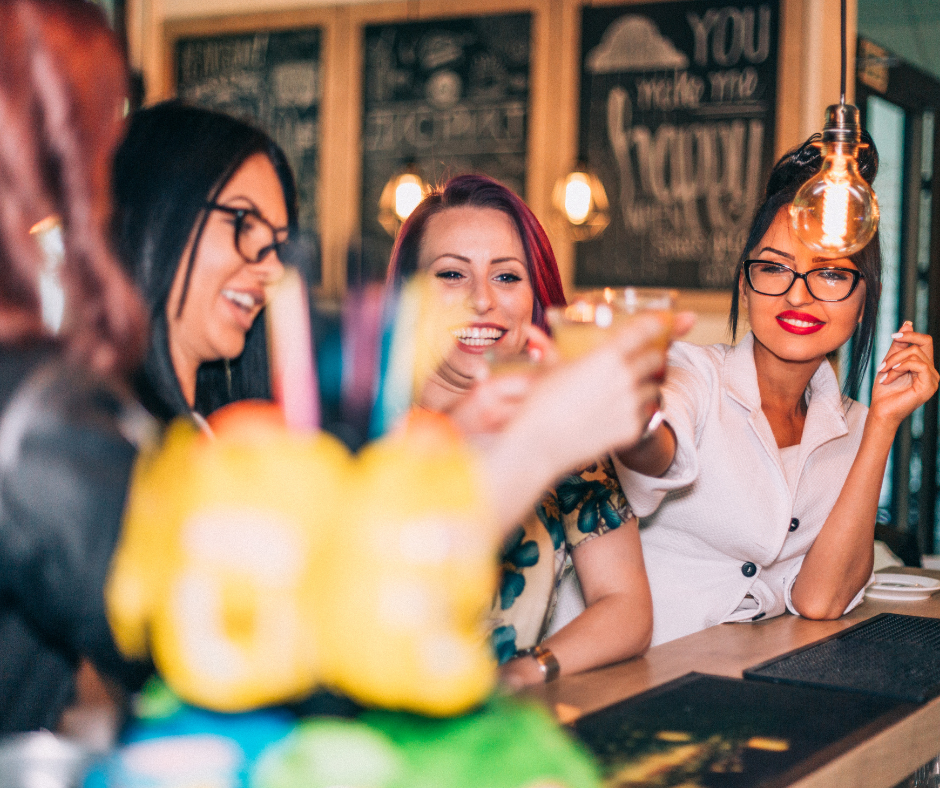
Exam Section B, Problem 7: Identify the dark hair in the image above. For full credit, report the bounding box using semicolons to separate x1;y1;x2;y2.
385;174;566;330
0;0;146;373
729;133;881;400
112;101;298;419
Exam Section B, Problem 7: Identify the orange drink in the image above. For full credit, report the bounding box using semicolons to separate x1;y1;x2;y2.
547;288;676;361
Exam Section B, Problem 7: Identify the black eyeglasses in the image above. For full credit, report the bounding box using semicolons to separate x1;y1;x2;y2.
743;260;863;302
205;202;290;264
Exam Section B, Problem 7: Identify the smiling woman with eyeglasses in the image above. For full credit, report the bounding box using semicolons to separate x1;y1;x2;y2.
614;135;939;646
112;102;298;420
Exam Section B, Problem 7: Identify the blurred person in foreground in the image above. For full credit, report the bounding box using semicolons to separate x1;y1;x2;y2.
0;0;151;734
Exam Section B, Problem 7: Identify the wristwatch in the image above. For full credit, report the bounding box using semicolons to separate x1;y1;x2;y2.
515;644;560;683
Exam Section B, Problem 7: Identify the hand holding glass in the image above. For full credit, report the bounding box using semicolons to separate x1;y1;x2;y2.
547;288;675;361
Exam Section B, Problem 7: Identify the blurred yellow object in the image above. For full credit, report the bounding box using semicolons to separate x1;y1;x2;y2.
107;406;349;711
317;409;498;715
106;402;498;716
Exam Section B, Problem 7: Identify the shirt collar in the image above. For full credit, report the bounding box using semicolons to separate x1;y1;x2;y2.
722;332;849;442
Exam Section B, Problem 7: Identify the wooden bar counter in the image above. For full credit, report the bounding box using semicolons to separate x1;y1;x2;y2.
526;568;940;788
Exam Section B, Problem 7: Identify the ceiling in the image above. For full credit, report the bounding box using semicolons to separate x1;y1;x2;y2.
858;0;940;82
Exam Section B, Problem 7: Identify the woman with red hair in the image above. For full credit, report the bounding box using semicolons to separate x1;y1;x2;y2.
387;175;654;687
0;0;151;732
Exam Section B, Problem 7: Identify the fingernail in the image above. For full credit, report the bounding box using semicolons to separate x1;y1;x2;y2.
877;361;886;372
892;363;901;370
891;332;904;339
879;374;888;384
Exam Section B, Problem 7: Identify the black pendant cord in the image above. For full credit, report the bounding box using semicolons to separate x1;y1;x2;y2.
840;0;847;105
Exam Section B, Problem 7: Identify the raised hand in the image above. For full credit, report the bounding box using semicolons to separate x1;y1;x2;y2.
870;321;939;428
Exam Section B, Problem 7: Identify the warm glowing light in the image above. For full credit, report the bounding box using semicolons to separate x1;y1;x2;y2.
789;105;879;256
30;215;65;333
394;175;426;222
551;164;610;241
378;166;431;236
564;173;593;224
820;170;850;247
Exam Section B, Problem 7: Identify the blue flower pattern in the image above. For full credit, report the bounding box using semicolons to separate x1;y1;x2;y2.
491;458;632;663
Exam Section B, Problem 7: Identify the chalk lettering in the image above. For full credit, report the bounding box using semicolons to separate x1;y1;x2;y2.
636;71;705;111
687;6;771;67
363;102;526;153
708;67;759;102
607;85;764;271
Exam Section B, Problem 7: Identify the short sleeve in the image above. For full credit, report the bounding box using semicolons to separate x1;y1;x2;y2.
553;458;634;551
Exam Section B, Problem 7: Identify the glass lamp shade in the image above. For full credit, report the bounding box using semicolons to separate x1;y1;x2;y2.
551;165;610;242
378;166;431;237
789;105;880;256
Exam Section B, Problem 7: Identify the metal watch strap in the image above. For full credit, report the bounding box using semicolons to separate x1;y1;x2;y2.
531;644;560;683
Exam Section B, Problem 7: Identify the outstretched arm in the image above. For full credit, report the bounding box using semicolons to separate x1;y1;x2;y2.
613;311;695;478
478;314;668;535
791;323;939;619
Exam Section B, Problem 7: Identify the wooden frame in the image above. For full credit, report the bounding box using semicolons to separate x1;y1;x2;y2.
163;1;555;298
342;0;555;290
155;0;820;319
164;9;345;295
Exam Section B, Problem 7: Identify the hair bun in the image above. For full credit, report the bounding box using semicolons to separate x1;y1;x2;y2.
765;129;880;199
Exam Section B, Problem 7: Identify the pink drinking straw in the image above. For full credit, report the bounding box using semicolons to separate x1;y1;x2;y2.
266;267;320;432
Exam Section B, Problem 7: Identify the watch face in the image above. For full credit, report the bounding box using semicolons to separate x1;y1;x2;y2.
533;646;560;682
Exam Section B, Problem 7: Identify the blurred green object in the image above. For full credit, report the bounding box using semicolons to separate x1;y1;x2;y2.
252;720;402;788
251;694;602;788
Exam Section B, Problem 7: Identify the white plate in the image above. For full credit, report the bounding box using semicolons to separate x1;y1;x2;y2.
865;573;940;602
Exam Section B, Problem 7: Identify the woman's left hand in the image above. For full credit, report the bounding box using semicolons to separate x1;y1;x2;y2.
870;321;939;428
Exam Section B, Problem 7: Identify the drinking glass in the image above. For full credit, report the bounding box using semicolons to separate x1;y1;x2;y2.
546;288;676;361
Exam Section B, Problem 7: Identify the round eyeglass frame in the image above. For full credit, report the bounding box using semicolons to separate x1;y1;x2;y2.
204;202;290;264
743;260;863;303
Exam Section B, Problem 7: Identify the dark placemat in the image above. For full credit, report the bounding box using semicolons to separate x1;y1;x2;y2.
744;613;940;703
571;672;911;788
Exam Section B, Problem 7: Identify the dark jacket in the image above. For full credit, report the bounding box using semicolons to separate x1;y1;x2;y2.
0;344;151;733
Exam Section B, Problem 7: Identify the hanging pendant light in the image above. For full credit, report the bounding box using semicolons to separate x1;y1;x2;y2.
789;0;879;255
378;162;431;237
551;163;610;242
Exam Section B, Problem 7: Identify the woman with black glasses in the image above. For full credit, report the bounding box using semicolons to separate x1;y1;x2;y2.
614;136;939;646
112;102;297;421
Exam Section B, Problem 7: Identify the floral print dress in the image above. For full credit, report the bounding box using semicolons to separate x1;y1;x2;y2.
490;458;634;664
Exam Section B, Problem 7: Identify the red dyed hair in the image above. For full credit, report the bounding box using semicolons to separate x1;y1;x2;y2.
0;0;146;374
385;174;566;331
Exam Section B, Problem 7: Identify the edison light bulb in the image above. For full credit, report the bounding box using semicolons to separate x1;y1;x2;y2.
563;172;593;224
789;105;880;256
394;174;426;222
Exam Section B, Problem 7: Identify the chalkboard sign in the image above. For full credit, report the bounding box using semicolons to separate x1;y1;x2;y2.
175;28;323;281
360;13;532;268
576;0;779;289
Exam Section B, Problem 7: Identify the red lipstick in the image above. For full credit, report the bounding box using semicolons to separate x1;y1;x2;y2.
776;310;824;335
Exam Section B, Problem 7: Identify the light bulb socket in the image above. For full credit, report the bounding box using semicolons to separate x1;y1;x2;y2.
821;103;862;145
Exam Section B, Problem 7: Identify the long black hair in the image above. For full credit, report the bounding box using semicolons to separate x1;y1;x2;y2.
112;102;298;419
729;133;881;400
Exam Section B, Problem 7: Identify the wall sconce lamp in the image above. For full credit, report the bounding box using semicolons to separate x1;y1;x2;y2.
788;0;879;255
551;164;610;242
378;162;431;237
